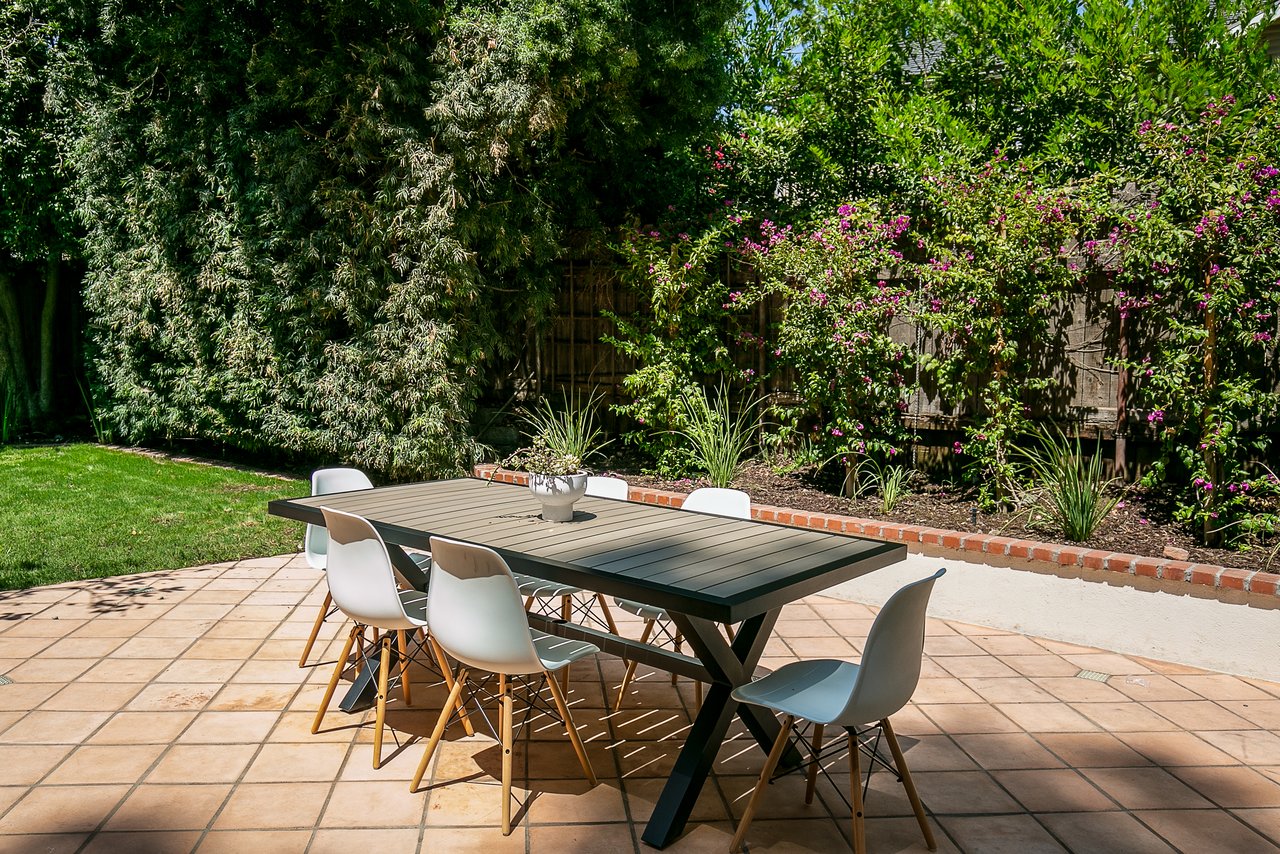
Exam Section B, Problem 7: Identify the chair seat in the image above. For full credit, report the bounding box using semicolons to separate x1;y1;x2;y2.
410;552;432;569
531;628;600;672
514;572;582;599
731;659;860;726
399;589;428;624
612;597;667;622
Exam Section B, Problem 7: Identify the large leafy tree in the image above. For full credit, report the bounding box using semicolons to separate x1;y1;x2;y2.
0;0;81;427
75;0;735;475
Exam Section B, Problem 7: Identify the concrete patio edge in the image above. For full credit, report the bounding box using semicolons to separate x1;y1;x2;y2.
473;465;1279;609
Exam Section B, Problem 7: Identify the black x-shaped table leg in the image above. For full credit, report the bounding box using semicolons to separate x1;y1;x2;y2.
641;608;803;849
337;544;430;712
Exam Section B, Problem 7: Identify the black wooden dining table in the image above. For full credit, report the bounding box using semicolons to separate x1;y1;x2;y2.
268;476;905;848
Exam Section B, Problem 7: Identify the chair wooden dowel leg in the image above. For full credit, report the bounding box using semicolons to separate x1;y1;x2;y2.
614;617;656;711
430;636;474;737
546;668;597;786
671;630;682;686
848;731;867;854
729;714;794;854
559;597;572;691
595;593;619;635
410;666;467;792
883;717;936;851
373;635;392;769
805;723;825;805
500;675;514;836
312;624;360;734
694;679;702;709
298;591;332;667
397;629;413;707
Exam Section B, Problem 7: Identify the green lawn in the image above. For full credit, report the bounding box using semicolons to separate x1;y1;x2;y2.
0;444;308;590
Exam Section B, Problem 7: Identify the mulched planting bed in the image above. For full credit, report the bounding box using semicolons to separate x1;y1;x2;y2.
602;460;1279;574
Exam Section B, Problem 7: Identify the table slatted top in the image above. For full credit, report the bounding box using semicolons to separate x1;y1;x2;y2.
269;478;904;622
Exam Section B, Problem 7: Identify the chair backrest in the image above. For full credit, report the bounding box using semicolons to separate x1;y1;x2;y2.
681;487;751;520
304;468;374;569
319;507;417;629
426;536;545;676
585;476;629;500
838;568;946;726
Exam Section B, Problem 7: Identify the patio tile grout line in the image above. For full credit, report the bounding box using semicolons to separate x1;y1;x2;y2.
0;580;207;849
935;688;1206;854
594;653;643;854
167;558;317;851
6;623;182;844
6;561;1280;851
296;575;369;854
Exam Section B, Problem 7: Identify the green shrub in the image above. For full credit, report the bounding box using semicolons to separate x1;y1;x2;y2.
1016;427;1119;543
850;456;912;515
73;0;738;478
674;384;763;488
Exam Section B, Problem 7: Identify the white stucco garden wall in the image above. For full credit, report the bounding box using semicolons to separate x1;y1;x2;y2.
825;550;1280;683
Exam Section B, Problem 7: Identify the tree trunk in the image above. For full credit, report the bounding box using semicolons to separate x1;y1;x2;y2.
1114;309;1129;478
1202;267;1220;547
38;257;59;417
0;272;36;424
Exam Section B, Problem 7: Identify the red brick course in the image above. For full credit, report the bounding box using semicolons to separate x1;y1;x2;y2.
1249;573;1280;596
1056;546;1089;567
1081;550;1112;570
1132;558;1163;579
471;467;1275;600
1218;569;1252;591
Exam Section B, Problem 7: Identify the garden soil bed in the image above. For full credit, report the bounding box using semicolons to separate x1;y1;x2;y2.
603;460;1279;574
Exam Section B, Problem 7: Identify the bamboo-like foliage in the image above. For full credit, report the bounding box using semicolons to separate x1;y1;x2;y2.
70;0;736;475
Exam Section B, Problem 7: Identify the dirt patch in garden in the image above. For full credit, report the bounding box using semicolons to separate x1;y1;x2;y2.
603;460;1279;574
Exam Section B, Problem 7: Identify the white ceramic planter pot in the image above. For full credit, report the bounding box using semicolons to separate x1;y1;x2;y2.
528;471;589;522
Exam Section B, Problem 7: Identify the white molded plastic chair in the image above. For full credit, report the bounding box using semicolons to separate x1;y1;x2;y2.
303;468;374;569
300;468;430;668
681;486;751;518
298;468;373;668
613;487;751;709
511;476;627;678
729;568;946;854
412;535;600;835
311;508;462;769
585;475;629;500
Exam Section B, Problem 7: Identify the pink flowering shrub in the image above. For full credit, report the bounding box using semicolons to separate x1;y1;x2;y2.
914;155;1106;507
1110;95;1280;543
607;215;746;475
733;201;916;485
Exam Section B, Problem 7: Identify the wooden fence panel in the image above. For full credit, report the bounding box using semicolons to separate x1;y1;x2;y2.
533;262;1145;439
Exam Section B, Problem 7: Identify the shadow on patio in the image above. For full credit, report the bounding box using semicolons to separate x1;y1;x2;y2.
1;554;1278;852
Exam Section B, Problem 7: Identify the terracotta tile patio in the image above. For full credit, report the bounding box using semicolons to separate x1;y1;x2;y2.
2;554;1279;852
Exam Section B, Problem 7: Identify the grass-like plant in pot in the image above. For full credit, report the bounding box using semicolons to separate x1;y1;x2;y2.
501;392;610;522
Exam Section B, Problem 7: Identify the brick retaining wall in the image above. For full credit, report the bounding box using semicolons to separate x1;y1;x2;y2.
474;465;1277;600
